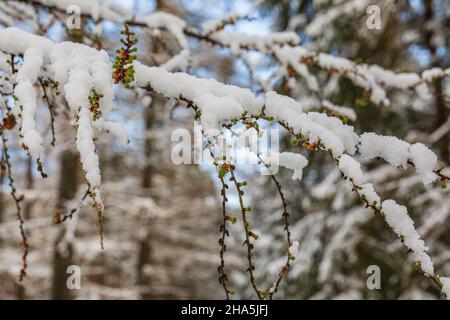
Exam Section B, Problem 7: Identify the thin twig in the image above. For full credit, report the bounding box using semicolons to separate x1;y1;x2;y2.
53;185;91;224
38;77;56;147
1;131;29;281
230;168;262;300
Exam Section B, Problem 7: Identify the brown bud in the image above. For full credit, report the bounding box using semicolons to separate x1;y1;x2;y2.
2;114;16;130
118;50;127;59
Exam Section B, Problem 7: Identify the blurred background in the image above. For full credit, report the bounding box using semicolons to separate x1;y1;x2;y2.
0;0;449;299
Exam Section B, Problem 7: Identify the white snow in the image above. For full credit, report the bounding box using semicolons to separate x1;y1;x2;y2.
278;152;308;180
210;30;300;54
307;112;358;155
202;12;240;35
359;133;410;167
264;92;353;157
13;47;45;159
305;0;370;37
382;200;434;276
338;155;364;184
160;49;190;71
273;46;318;92
288;240;300;256
92;119;128;145
359;133;438;185
409;143;438;185
15;81;43;159
16;48;43;84
194;93;243;133
265;91;303;118
0;27;127;193
76;106;101;187
30;0;133;23
133;61;264;116
142;12;188;49
422;68;444;82
322;100;357;121
441;277;450;299
318;53;354;72
360;183;381;208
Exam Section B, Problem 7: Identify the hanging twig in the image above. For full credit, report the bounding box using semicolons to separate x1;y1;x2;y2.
38;77;56;147
229;168;262;300
1;131;29;281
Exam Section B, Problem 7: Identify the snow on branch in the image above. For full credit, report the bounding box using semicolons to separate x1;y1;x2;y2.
0;26;128;219
16;0;449;108
304;0;371;38
360;133;438;184
0;19;449;298
129;56;448;295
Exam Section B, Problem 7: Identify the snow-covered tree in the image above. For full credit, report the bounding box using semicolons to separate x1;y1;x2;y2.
0;0;449;300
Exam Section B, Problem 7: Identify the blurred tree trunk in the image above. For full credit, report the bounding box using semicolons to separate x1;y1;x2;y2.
137;10;172;292
16;282;25;300
136;233;152;286
142;101;155;189
424;0;450;164
51;150;78;299
23;157;34;220
0;170;3;234
137;99;156;298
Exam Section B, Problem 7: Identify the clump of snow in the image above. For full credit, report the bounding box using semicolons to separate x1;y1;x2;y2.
359;133;438;185
33;0;133;23
323;100;356;121
278;152;308;180
360;183;380;208
16;48;43;83
202;12;240;35
359;133;410;167
273;46;318;92
0;27;127;195
264;92;350;157
305;0;370;37
92;119;128;145
307;112;358;155
142;12;188;49
14;47;45;159
274;45;314;64
15;81;43;159
440;277;450;299
265;91;303;119
210;30;300;54
76;107;101;187
382;200;434;276
338;155;364;184
288;240;300;256
318;53;354;72
422;68;444;81
161;49;190;71
0;27;53;55
194;93;243;133
409;143;438;185
368;66;417;89
133;62;264;121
